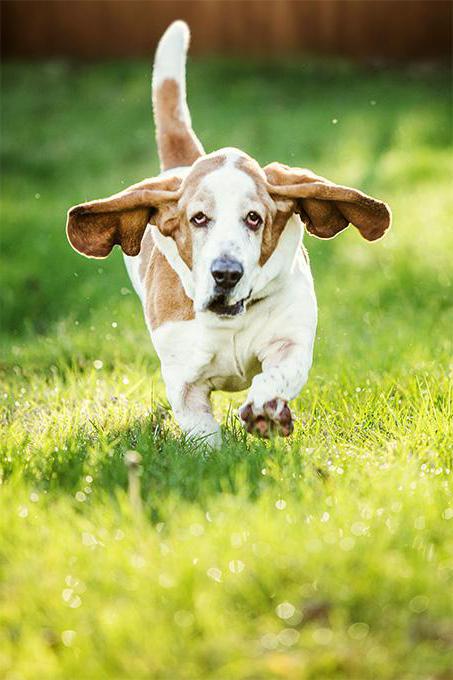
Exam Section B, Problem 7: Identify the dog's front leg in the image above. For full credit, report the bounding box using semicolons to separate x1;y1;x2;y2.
239;339;313;438
163;371;222;448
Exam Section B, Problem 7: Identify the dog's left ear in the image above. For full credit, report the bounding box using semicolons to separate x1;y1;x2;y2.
66;176;182;258
264;162;391;241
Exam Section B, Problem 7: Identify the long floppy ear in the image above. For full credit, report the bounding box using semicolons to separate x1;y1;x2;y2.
66;176;182;258
264;162;391;241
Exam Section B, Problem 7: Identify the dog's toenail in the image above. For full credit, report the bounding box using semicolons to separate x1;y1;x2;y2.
240;404;253;421
280;405;292;424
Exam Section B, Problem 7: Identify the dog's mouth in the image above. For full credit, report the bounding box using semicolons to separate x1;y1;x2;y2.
206;294;248;317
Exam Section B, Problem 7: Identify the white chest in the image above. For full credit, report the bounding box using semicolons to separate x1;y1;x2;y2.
151;314;263;392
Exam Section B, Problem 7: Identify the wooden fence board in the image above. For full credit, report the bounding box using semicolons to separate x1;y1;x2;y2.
1;0;451;61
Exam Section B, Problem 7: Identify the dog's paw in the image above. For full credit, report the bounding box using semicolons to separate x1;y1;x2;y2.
239;398;294;438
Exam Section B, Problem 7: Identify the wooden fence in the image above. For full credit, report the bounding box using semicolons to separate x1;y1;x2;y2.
1;0;451;61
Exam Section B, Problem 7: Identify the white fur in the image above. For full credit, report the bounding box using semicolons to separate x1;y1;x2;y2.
152;20;192;125
187;151;265;312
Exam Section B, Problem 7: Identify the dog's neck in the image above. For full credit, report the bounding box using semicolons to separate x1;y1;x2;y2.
151;214;303;311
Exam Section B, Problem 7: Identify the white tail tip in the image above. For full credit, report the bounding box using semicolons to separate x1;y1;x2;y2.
153;20;190;89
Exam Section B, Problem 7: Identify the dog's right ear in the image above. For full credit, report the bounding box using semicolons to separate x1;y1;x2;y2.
66;176;182;258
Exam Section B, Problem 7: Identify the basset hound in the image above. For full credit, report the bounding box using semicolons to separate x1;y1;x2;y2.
67;21;391;447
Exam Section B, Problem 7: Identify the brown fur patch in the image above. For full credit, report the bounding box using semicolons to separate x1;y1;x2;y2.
154;78;204;171
264;162;391;242
180;154;227;196
236;155;270;203
139;228;194;329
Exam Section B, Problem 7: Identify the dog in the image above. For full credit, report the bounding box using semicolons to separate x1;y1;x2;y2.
67;21;391;447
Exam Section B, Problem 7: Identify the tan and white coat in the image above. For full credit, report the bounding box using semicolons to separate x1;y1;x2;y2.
67;21;391;446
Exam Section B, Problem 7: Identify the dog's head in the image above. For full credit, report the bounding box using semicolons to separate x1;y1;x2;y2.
67;148;391;317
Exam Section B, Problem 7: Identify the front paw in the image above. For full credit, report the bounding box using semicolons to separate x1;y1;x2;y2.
239;398;294;438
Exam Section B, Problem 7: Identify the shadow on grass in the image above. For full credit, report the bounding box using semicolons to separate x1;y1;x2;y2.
6;410;321;516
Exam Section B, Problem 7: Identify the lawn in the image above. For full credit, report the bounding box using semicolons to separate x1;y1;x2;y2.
1;57;452;679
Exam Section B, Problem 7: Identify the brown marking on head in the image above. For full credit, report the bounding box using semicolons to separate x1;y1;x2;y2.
264;162;392;242
66;175;181;258
180;153;227;197
148;153;227;270
235;154;270;202
143;156;228;271
235;155;293;265
153;78;204;171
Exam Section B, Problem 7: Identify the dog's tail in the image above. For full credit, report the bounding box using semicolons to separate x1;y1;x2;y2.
152;21;204;171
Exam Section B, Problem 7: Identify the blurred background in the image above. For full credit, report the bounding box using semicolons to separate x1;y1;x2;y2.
2;0;451;62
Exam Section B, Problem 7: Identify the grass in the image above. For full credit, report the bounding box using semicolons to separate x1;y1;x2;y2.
1;57;452;679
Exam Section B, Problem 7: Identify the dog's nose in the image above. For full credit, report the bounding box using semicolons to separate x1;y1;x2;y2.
211;257;244;289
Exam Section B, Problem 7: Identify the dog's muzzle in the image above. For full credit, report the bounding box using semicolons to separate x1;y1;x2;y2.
207;257;246;317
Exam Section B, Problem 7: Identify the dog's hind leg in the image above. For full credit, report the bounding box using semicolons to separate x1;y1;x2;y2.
152;21;205;171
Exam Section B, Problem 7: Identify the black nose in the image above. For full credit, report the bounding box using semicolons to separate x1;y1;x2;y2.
211;257;244;289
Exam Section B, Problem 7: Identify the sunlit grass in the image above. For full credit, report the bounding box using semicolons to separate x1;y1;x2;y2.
1;58;452;679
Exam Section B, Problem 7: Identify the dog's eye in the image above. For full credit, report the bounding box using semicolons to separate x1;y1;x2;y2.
190;212;210;227
245;211;263;230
